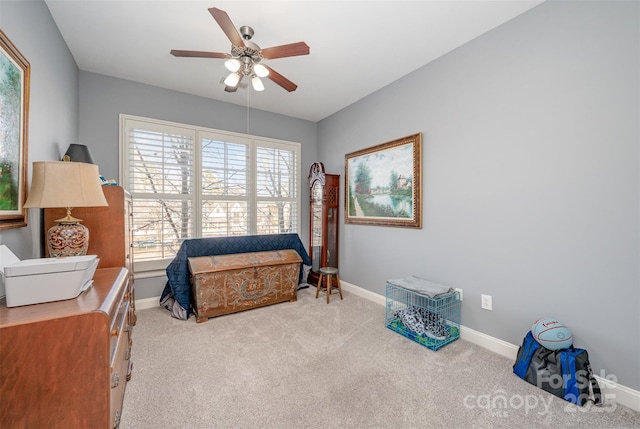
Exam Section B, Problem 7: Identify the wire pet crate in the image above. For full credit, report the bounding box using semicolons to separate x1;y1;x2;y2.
385;279;460;351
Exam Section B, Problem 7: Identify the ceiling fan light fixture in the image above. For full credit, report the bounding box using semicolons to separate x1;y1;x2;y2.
224;72;241;87
224;58;241;72
251;76;265;92
171;7;308;93
253;63;269;78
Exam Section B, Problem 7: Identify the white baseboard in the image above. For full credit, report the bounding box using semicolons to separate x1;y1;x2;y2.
340;280;386;306
340;280;640;412
135;296;161;310
460;325;520;360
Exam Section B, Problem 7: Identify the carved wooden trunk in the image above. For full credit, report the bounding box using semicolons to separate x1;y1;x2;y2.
188;250;302;323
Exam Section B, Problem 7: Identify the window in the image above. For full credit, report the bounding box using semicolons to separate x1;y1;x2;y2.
120;115;301;271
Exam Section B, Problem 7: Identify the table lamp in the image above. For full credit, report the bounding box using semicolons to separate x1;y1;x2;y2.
62;144;95;163
23;161;108;257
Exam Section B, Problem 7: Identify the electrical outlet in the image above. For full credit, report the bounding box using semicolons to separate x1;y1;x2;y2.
455;288;463;301
481;294;493;311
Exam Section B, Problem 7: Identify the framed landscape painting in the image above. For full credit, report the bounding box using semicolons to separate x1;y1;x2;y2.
345;133;422;228
0;30;30;230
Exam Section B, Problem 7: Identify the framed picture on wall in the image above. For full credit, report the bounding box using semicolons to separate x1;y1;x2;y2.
0;29;30;230
345;133;422;228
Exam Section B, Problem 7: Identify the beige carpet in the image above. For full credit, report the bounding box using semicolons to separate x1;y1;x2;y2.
120;287;640;428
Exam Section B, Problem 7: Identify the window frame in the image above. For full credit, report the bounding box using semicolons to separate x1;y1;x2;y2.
119;114;302;274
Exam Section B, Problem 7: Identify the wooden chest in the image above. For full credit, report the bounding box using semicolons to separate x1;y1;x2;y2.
188;249;302;323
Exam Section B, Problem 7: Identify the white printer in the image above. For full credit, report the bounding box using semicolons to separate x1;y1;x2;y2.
0;246;99;307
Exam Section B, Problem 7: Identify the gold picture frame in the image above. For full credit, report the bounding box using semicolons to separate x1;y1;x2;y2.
345;133;422;228
0;29;30;230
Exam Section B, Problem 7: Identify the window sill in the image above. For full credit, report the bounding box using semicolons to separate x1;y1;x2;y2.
134;269;167;279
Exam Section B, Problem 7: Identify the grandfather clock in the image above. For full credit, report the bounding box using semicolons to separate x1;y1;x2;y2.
308;162;340;286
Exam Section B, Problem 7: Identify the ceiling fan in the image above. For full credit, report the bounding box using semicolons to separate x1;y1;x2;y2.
170;7;309;93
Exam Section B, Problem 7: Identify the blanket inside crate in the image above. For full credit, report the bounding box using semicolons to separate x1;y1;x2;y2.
160;233;311;320
394;306;452;340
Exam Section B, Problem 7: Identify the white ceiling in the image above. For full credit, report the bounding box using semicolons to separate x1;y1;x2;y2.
44;0;544;122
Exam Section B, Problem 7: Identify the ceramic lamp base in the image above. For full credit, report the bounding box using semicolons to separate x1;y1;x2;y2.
47;221;89;257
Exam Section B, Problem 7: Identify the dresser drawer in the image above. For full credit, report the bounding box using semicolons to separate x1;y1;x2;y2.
110;336;128;428
110;300;131;429
110;297;129;361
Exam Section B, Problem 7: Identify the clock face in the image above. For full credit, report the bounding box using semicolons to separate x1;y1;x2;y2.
312;181;323;204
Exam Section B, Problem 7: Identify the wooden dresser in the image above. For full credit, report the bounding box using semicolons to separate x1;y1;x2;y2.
0;267;133;429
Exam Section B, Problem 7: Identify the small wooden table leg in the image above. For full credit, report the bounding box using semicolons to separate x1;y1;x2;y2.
316;273;322;299
326;275;331;304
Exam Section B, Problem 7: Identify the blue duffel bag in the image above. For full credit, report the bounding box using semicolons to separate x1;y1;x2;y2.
513;331;602;406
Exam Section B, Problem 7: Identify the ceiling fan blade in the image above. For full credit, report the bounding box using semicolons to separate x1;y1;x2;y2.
170;50;228;59
209;7;245;47
264;65;298;92
261;42;310;60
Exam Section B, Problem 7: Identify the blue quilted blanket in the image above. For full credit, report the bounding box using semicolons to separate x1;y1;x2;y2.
160;233;311;320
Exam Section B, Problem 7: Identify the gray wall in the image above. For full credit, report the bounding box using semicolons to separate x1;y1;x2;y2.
318;1;639;390
0;0;79;260
78;72;318;299
79;72;317;185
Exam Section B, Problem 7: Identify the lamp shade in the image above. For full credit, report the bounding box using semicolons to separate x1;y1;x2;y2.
253;63;269;78
23;161;108;209
251;76;265;92
224;72;241;87
224;58;241;72
63;144;94;164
